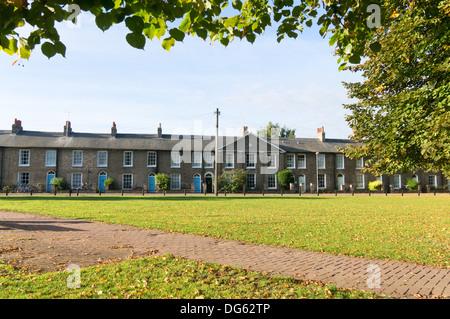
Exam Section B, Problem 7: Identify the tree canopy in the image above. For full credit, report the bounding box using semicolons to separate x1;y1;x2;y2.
1;0;392;66
342;1;450;177
257;121;296;138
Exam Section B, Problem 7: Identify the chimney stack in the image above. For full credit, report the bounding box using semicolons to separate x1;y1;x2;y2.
111;122;117;137
316;126;325;142
240;126;248;136
157;123;162;138
64;121;72;136
12;118;23;134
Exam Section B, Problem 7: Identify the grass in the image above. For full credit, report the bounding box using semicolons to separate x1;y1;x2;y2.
0;254;384;299
0;195;448;267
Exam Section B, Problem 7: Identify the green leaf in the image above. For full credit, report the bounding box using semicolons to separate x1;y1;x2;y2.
162;37;176;51
41;42;56;59
96;13;113;31
344;43;353;55
143;24;157;39
179;15;191;33
196;28;207;40
169;28;185;42
329;33;339;46
54;41;66;57
369;41;382;53
305;19;313;27
125;16;145;33
125;32;146;49
19;46;31;59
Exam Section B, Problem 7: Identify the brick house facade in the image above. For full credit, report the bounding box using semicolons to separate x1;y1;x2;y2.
0;119;448;193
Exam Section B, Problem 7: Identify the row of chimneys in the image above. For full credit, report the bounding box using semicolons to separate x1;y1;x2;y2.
11;119;325;141
12;119;164;138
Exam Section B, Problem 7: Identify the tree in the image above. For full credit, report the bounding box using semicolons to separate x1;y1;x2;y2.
342;1;450;177
155;173;171;191
258;122;296;138
217;169;247;193
0;0;398;66
277;169;293;189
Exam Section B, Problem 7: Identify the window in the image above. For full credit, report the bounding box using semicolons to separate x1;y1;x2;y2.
393;174;401;189
246;174;256;189
147;151;157;167
18;172;29;185
286;154;295;169
318;174;326;188
267;174;277;189
122;174;133;190
123;151;133;167
336;154;344;169
411;174;418;182
246;153;256;169
317;154;325;169
192;152;202;168
97;151;108;167
204;152;214;168
297;154;306;169
428;175;437;187
170;174;181;190
71;173;82;189
376;176;383;182
267;153;276;169
225;153;234;169
356;158;364;169
356;174;365;189
72;150;83;167
299;174;306;192
45;150;56;167
19;149;30;166
171;152;180;168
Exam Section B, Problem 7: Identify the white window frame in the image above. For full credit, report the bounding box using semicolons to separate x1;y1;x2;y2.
356;157;364;170
171;152;181;168
318;173;326;189
45;150;57;167
246;153;256;169
204;152;214;168
72;150;83;167
299;174;306;192
170;173;181;190
267;173;277;189
97;151;108;167
428;175;437;187
147;151;157;167
286;154;295;169
246;173;256;189
318;154;325;169
297;154;306;169
267;153;276;169
393;174;401;189
19;149;30;167
71;173;83;189
18;172;30;185
336;154;345;169
123;151;133;167
122;174;133;190
192;152;202;168
225;153;234;169
356;174;365;189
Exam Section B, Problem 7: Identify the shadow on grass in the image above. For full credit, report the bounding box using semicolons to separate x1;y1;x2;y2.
0;195;329;202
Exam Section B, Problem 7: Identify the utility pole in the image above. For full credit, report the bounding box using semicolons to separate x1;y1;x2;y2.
214;108;220;196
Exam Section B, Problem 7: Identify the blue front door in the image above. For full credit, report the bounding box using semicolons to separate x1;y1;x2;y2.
99;174;107;192
46;173;55;192
194;176;201;193
148;175;156;193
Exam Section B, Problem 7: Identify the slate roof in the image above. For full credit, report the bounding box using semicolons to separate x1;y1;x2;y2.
0;130;360;153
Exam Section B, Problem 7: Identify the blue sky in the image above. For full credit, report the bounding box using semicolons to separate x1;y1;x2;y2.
0;11;361;139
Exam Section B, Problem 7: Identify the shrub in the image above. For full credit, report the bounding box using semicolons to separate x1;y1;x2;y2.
2;185;13;192
104;177;115;190
368;180;382;191
277;170;293;190
50;177;67;190
155;173;171;191
405;178;420;190
218;169;247;193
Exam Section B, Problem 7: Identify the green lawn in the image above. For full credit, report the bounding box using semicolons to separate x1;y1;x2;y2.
0;195;448;267
0;254;383;299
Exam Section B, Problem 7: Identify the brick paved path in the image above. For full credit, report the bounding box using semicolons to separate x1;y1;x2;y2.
1;211;448;299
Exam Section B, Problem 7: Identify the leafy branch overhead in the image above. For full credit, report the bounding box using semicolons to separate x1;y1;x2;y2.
2;0;396;65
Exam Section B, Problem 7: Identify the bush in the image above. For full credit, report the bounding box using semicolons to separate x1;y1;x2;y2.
405;178;420;190
50;177;67;190
277;170;293;190
155;173;171;191
218;169;247;193
368;180;382;191
2;185;13;192
104;177;115;189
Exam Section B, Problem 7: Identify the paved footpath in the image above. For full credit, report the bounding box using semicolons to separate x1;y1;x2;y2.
0;211;448;299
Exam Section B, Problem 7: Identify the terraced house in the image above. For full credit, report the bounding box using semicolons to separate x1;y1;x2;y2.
0;119;448;193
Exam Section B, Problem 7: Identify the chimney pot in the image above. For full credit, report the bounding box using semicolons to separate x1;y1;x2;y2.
64;121;72;136
316;126;325;142
12;118;23;134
